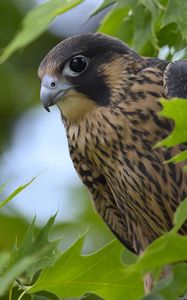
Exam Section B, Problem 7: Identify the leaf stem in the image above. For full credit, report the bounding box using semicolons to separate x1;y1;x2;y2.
9;285;13;300
17;290;26;300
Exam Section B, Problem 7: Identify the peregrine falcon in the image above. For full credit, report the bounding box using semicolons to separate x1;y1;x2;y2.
38;33;187;255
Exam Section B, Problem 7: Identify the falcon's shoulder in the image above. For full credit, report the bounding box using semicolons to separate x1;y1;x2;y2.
163;60;187;98
133;58;187;99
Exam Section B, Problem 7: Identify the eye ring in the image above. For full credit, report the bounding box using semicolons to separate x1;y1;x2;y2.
69;55;88;74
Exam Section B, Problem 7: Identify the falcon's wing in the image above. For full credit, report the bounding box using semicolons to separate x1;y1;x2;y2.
164;60;187;98
76;160;136;253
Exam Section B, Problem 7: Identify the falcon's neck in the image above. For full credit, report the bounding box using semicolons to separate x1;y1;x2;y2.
63;64;171;170
63;107;119;159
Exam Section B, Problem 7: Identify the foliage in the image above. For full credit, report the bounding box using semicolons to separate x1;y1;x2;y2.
1;193;187;300
1;0;187;62
0;0;83;64
0;0;187;300
29;238;143;300
156;98;187;166
97;0;187;57
0;219;58;298
28;203;187;300
0;177;37;208
158;99;187;148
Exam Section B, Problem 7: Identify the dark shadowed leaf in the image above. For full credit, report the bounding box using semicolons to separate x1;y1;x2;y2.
83;293;104;300
157;23;185;51
161;0;187;41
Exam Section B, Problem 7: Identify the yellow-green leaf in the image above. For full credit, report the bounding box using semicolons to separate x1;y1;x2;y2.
0;176;37;209
172;198;187;233
29;238;143;300
166;149;187;164
0;0;83;63
157;98;187;148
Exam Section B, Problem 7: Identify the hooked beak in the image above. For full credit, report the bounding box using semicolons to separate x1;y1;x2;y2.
40;75;71;112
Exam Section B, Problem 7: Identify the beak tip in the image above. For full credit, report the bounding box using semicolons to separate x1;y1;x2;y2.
44;105;50;112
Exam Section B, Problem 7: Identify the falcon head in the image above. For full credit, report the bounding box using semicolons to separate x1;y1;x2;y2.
38;33;139;122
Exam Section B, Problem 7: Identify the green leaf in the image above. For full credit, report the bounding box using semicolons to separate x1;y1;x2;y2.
0;176;37;209
166;149;187;164
91;0;138;17
27;202;187;300
139;0;163;45
140;0;163;18
92;0;116;16
0;0;83;63
0;257;34;297
121;247;137;265
133;233;187;273
9;215;59;283
119;16;134;46
0;253;10;274
132;4;154;51
0;214;29;251
161;0;187;41
132;2;159;52
29;238;143;300
157;23;185;51
172;198;187;233
99;7;130;39
98;0;162;53
156;98;187;148
143;294;165;300
98;2;134;45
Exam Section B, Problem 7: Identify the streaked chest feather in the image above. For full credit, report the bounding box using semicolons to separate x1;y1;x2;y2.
64;70;187;250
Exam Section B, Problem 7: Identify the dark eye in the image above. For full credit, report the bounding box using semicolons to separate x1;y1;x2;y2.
69;56;88;73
